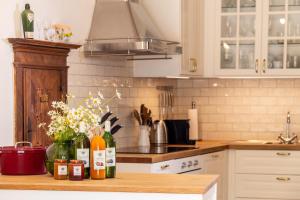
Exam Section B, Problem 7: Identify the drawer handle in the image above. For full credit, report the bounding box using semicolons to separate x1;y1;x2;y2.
160;164;170;170
276;152;291;156
276;177;291;182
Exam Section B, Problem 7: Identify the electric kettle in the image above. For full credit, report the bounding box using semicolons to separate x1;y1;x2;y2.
150;120;168;145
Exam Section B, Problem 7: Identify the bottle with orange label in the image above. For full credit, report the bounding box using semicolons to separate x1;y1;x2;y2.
90;127;106;180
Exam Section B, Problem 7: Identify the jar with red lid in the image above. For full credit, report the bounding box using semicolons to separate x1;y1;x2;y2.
54;159;68;180
68;160;84;181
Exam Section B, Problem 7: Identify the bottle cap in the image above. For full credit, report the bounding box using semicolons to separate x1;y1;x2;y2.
105;120;111;132
25;4;30;9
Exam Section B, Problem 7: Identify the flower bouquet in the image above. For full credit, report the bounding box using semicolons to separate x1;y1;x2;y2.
40;90;121;175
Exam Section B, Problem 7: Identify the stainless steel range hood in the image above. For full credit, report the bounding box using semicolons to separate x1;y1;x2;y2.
84;0;182;57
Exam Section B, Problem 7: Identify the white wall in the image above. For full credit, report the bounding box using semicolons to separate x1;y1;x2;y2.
0;0;95;146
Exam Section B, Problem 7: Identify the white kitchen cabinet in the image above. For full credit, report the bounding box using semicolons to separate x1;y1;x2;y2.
235;150;300;174
203;151;228;200
132;0;205;78
236;174;300;199
228;150;300;200
210;0;300;77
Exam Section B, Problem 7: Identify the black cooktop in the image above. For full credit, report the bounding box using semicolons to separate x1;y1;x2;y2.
116;146;196;154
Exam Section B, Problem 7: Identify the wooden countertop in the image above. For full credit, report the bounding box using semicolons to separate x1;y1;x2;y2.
229;140;300;150
0;173;218;195
117;140;300;163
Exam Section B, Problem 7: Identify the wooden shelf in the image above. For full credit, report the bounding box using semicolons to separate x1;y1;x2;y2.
8;38;81;50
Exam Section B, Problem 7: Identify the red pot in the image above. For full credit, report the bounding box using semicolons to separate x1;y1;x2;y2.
0;146;2;173
0;142;46;175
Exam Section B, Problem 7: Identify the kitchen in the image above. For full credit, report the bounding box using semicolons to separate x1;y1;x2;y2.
1;0;300;200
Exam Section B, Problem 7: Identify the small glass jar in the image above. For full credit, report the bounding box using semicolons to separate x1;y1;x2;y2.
68;160;84;181
54;159;68;180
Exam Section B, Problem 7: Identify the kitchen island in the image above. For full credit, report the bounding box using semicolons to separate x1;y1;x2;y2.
0;173;218;200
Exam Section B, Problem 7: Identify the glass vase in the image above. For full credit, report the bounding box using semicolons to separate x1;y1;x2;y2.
45;140;74;175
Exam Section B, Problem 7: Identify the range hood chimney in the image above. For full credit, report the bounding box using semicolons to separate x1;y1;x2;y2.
84;0;182;57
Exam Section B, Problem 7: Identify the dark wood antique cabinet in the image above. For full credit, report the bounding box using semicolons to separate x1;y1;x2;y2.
8;38;81;146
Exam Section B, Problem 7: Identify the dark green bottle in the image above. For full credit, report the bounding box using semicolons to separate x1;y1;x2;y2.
103;121;116;178
74;133;90;179
21;4;34;39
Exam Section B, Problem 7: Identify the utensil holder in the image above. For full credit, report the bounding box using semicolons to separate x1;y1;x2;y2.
138;125;150;147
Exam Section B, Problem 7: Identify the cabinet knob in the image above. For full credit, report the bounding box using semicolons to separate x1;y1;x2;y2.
189;58;198;73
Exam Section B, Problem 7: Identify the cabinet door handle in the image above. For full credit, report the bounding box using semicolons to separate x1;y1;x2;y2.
255;59;259;73
276;177;291;182
189;58;198;73
262;59;267;73
276;152;291;156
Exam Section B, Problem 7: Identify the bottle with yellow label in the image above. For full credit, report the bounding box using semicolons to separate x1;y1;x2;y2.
90;127;106;180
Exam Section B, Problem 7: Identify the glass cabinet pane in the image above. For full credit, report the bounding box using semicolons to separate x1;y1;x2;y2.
239;41;255;69
221;16;237;37
240;15;255;37
222;0;237;12
269;15;286;37
221;41;236;69
270;0;285;11
287;40;300;69
288;14;300;36
289;0;300;11
240;0;256;12
268;40;284;69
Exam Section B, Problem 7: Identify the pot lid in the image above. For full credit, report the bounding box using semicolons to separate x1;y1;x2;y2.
1;142;46;153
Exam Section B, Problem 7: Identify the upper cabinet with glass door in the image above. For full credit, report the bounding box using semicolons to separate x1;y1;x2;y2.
215;0;262;76
261;0;300;75
212;0;300;76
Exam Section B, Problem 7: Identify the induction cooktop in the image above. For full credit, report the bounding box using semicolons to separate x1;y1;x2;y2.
116;146;196;154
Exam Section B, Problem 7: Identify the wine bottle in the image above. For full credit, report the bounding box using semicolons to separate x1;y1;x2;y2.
90;127;106;180
74;133;90;179
21;4;34;39
103;121;116;178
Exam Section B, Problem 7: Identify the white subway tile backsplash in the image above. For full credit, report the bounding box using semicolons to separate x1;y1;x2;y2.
68;50;300;144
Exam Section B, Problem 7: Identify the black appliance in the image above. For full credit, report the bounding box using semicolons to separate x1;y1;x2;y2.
164;119;195;145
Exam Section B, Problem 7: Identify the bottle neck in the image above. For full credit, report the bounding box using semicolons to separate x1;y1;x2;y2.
105;121;111;133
